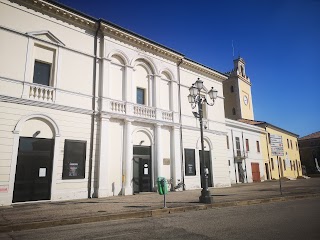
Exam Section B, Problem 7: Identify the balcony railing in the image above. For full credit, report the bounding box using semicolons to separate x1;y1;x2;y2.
106;99;173;122
133;105;156;119
235;150;248;160
28;84;55;101
162;110;173;121
109;99;126;114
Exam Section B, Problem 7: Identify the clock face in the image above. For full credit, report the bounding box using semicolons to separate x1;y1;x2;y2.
243;95;248;105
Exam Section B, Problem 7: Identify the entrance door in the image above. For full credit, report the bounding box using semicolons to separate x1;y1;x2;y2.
133;146;152;193
13;137;54;203
251;163;261;182
265;163;270;180
237;162;245;183
199;150;212;187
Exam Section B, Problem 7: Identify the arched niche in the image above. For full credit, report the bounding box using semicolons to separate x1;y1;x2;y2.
132;129;153;146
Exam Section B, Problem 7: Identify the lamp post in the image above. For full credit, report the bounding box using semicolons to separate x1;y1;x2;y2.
187;78;218;204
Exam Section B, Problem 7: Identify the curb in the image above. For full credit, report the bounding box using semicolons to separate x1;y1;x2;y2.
1;193;319;233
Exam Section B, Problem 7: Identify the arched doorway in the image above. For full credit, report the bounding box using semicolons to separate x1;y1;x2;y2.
132;129;153;193
12;115;59;203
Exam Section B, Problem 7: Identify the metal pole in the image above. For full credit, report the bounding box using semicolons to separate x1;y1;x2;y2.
198;97;213;204
277;156;282;195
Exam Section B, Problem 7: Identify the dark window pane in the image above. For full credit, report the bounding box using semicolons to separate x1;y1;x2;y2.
33;61;51;86
62;140;86;179
133;146;151;155
185;149;196;176
137;88;145;105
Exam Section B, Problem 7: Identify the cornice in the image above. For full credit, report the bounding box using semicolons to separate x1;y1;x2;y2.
18;0;96;30
181;59;228;82
101;23;184;62
0;95;93;115
238;75;252;86
225;118;266;134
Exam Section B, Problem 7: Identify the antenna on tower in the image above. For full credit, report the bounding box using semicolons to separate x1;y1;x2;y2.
232;40;234;57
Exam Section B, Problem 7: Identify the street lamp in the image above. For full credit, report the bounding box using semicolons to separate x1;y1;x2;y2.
187;78;218;204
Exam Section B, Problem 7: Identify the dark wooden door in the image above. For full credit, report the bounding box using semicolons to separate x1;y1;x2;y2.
13;137;54;203
251;163;261;182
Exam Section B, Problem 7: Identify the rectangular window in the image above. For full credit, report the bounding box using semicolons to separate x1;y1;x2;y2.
226;135;229;149
33;61;51;86
245;139;250;152
184;149;196;176
256;141;260;153
228;160;231;166
271;158;274;170
235;137;241;157
283;160;286;170
62;140;87;179
136;88;145;105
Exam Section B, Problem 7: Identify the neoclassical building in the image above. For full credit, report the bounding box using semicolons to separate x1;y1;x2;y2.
0;0;231;206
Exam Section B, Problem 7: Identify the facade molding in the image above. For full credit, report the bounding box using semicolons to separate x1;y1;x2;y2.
18;0;96;29
0;95;93;115
13;112;61;137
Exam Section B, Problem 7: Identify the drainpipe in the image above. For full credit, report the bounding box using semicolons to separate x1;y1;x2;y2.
88;20;101;198
230;129;237;183
177;58;185;190
241;131;248;183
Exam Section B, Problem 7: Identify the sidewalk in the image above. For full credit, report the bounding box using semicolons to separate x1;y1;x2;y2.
1;178;320;233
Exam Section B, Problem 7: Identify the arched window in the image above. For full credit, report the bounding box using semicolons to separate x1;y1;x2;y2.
110;55;125;101
241;66;245;77
133;60;154;106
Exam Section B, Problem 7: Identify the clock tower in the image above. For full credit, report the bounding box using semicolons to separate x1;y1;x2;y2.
223;57;254;120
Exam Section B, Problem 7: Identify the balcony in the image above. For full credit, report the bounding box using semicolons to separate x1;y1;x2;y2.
27;83;55;102
106;98;174;122
234;150;248;161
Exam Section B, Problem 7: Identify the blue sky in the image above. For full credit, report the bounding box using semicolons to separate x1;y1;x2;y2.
56;0;319;137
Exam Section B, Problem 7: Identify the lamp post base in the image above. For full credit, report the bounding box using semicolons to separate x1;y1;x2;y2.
199;189;213;204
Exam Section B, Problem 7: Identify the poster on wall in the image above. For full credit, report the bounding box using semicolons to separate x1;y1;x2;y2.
69;163;78;177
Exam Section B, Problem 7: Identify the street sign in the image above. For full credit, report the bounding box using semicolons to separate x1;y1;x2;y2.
270;134;284;156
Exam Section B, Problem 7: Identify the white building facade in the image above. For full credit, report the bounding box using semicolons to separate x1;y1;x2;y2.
0;0;231;206
226;119;266;184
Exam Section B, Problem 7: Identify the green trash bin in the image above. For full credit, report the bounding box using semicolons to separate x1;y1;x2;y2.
157;177;168;195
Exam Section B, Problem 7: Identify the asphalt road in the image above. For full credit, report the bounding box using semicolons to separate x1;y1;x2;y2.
1;197;319;240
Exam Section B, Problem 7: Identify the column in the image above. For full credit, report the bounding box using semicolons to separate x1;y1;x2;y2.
171;81;180;123
97;116;110;197
155;123;163;178
123;119;133;195
171;126;182;187
153;74;162;119
148;75;154;107
125;65;134;102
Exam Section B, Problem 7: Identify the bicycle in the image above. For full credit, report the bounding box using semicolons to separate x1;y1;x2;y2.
167;178;185;191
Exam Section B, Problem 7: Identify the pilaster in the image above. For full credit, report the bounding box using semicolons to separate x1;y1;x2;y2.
155;123;163;178
97;115;110;197
123;119;133;195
